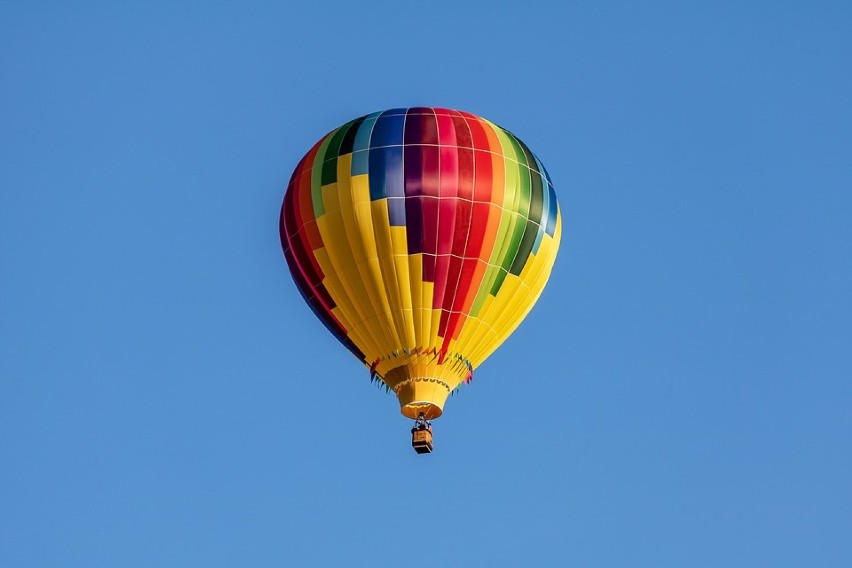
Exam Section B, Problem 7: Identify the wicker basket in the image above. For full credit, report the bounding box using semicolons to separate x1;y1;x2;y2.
411;428;433;454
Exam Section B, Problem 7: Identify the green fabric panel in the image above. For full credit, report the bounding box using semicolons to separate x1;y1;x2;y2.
497;135;531;281
471;202;513;315
506;132;543;276
320;123;351;186
471;264;500;316
516;137;545;228
311;134;335;218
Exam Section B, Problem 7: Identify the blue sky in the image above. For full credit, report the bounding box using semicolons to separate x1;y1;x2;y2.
1;1;850;566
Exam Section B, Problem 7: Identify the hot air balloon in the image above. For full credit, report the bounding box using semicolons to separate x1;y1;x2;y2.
280;107;561;453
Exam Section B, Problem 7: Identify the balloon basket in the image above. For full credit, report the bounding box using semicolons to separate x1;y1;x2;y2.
411;423;433;454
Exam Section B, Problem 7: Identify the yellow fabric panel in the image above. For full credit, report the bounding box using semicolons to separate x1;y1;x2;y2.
337;165;403;359
421;279;435;350
407;254;426;348
321;206;371;317
348;177;403;360
311;245;353;328
394;258;416;349
429;303;442;350
488;281;533;359
390;226;416;348
468;223;563;367
312;245;377;355
383;226;414;349
351;219;400;356
479;273;522;343
358;257;396;354
350;173;371;204
336;158;365;265
463;322;500;371
390;226;407;256
316;211;390;362
521;220;561;303
454;294;497;362
454;228;562;369
369;200;406;349
352;203;378;256
464;274;525;367
330;306;372;358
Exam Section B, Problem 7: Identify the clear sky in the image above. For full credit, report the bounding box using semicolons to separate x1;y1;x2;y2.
2;1;850;566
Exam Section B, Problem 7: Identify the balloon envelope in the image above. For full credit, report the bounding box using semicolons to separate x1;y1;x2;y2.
280;107;561;419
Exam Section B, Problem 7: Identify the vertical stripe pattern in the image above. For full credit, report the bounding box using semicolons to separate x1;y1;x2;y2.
280;108;562;418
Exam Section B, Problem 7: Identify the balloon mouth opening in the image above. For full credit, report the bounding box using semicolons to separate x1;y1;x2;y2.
401;402;443;420
386;370;452;420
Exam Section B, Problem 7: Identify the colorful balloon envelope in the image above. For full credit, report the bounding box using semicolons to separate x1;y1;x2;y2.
280;107;561;423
